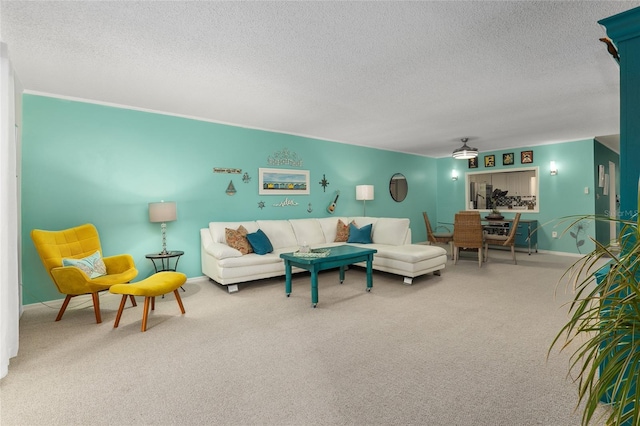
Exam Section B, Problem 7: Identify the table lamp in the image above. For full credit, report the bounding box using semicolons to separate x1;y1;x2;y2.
149;201;177;255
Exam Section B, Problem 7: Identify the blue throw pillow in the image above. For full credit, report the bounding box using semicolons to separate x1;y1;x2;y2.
347;223;373;244
62;250;107;278
246;229;274;255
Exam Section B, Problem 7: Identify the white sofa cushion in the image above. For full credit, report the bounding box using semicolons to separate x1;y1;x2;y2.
209;221;259;244
372;218;410;246
317;217;349;243
289;219;326;246
256;220;297;250
203;242;243;260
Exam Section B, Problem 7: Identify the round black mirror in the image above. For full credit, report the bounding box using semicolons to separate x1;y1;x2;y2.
389;173;408;202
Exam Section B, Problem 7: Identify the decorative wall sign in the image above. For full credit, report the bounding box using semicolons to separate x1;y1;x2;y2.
521;150;534;164
214;168;242;174
267;148;303;168
226;181;236;195
259;168;310;195
468;157;478;169
242;172;251;183
319;174;330;192
258;201;266;209
484;155;496;168
273;197;299;207
307;203;313;213
503;153;514;166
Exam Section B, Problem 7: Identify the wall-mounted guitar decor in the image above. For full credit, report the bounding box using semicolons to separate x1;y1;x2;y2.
327;190;340;214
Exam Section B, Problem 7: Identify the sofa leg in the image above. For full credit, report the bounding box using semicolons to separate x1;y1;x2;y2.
227;284;239;293
433;270;441;276
403;277;413;285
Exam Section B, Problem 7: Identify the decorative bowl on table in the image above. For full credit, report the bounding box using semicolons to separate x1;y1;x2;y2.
292;248;331;258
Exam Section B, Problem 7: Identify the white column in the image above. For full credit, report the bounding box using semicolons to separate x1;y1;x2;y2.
0;42;21;379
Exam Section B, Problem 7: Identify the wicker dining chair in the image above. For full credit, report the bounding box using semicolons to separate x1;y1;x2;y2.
453;212;484;267
423;212;453;258
484;213;521;264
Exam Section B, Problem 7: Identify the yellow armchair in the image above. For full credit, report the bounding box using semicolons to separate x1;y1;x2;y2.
31;223;138;323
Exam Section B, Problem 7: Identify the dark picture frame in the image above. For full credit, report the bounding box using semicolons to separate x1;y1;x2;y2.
484;155;495;168
521;150;534;164
503;153;515;166
468;157;478;169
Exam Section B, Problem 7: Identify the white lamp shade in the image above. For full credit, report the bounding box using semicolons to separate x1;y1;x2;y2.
356;185;374;201
149;201;177;223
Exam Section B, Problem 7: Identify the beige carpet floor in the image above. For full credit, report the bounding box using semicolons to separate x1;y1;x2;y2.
1;249;610;425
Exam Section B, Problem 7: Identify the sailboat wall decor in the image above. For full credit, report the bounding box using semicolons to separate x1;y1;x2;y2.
226;180;236;196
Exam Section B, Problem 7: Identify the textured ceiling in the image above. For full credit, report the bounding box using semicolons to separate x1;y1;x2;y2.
1;1;636;157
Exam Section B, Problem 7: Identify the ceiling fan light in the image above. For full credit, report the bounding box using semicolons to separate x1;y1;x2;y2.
452;138;478;159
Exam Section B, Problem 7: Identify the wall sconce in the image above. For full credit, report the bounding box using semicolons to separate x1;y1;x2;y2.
451;170;458;181
550;161;558;176
356;185;374;216
149;200;177;255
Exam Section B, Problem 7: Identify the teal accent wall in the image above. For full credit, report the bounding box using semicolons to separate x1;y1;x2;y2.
21;94;438;304
21;94;615;304
436;140;597;255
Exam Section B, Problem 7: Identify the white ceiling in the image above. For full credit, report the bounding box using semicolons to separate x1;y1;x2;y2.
1;1;636;157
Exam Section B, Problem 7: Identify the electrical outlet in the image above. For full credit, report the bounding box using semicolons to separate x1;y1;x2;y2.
552;231;558;238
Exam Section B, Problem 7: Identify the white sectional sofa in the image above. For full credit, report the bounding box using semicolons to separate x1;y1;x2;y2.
200;216;447;292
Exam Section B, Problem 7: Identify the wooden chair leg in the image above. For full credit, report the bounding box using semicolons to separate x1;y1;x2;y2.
55;295;73;321
512;245;517;264
151;296;155;311
129;295;137;307
174;290;186;314
91;292;102;323
113;295;128;328
142;297;151;332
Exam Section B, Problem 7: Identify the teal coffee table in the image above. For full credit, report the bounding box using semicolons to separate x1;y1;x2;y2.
280;245;377;308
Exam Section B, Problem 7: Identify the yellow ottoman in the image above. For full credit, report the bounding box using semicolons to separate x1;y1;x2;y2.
109;271;187;332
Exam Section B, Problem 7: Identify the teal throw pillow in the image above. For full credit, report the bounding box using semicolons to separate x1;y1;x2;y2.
246;229;274;255
347;223;373;244
62;250;107;278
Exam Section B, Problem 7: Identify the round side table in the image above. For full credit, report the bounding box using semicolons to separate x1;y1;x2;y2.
145;250;184;273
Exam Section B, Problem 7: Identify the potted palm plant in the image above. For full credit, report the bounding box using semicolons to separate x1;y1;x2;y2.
551;181;640;425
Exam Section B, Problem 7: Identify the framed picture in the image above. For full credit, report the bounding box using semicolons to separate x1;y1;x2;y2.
521;150;534;164
468;157;478;169
484;155;495;168
259;168;310;195
503;153;514;166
